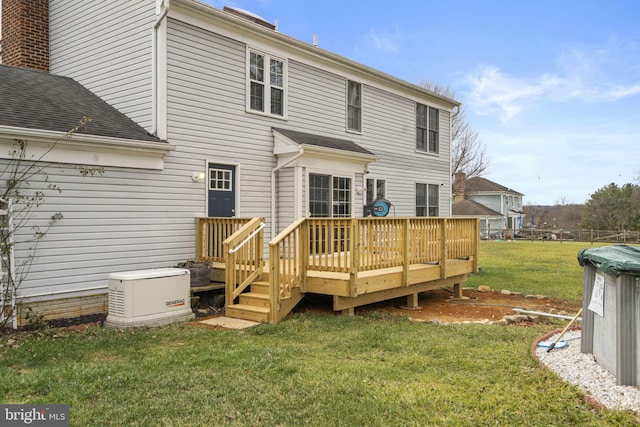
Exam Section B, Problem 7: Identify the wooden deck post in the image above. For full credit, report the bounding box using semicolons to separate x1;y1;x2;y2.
195;218;203;261
299;220;309;292
349;219;359;297
453;283;462;299
403;218;410;286
440;218;448;279
406;293;420;309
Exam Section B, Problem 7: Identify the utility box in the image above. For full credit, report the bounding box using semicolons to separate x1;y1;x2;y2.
578;245;640;386
105;268;194;328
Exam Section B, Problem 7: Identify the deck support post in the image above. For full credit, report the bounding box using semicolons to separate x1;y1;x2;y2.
453;283;462;299
406;293;420;309
342;307;355;316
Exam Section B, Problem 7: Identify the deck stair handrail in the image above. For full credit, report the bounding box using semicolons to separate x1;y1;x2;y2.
223;217;265;304
229;222;265;254
268;218;306;322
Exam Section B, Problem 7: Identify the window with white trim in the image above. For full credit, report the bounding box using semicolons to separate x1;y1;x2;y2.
209;169;232;191
347;80;362;132
416;183;439;216
416;103;439;153
248;49;286;117
366;178;386;205
309;173;352;218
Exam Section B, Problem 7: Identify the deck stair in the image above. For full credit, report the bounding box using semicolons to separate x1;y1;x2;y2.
226;279;271;322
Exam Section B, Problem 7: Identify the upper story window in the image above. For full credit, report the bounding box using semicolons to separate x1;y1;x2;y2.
416;103;439;154
248;49;286;117
347;80;362;132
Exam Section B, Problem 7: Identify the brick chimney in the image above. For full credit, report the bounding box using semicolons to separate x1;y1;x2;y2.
453;172;466;203
1;0;49;71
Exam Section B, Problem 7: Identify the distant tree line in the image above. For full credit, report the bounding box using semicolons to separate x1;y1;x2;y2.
580;182;640;231
524;181;640;232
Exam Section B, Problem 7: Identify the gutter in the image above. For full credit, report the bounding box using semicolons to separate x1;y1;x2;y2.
271;147;304;238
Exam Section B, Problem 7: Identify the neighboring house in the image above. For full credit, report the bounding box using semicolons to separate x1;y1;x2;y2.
452;173;524;236
0;0;459;326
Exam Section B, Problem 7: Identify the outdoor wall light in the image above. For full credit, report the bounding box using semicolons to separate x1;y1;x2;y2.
192;171;205;182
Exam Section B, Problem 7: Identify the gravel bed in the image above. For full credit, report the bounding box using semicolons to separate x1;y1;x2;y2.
535;329;640;413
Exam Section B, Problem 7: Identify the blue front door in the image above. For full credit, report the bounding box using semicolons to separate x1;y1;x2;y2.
207;164;236;217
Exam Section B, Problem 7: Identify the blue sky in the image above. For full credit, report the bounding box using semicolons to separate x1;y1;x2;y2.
204;0;640;205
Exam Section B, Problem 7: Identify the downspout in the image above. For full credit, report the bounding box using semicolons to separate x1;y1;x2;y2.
152;0;169;136
271;147;304;238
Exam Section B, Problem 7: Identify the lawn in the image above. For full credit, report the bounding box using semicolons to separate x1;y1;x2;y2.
467;240;611;302
1;241;638;426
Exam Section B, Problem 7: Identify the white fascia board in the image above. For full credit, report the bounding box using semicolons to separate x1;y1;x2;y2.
169;0;460;111
0;126;176;170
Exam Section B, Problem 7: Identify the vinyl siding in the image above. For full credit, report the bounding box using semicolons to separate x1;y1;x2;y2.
49;0;155;131
16;9;456;304
166;19;278;241
277;168;295;230
3;159;204;297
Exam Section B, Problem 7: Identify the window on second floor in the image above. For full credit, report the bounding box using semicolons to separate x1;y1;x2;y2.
416;183;439;216
248;49;286;117
416;103;439;153
347;80;362;132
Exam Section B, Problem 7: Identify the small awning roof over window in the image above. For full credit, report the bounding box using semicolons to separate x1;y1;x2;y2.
273;128;377;160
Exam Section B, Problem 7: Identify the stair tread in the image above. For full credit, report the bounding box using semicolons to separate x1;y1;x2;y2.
242;292;269;300
227;304;270;314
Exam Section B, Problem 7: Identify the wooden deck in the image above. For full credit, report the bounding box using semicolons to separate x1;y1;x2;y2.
196;217;479;323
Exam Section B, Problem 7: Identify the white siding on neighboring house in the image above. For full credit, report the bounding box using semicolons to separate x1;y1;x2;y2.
470;194;502;213
49;0;156;131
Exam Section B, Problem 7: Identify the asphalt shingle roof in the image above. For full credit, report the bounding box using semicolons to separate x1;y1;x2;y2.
452;199;503;216
273;127;374;156
464;176;523;195
0;64;162;142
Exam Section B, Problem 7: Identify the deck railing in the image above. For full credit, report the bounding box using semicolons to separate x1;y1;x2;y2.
196;217;254;262
197;217;479;321
222;217;265;305
303;217;479;273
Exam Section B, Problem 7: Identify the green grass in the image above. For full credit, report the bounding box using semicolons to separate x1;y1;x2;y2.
1;241;638;426
467;240;615;302
1;316;637;426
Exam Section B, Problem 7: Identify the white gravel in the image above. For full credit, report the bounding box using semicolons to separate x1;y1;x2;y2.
535;329;640;413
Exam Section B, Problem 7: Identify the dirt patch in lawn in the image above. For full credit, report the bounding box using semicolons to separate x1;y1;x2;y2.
293;288;582;324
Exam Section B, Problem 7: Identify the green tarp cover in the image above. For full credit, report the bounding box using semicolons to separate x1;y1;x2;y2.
577;244;640;276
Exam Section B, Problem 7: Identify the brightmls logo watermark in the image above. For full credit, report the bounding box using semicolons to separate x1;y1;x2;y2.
1;404;69;426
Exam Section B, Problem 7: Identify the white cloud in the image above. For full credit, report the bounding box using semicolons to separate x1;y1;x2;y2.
462;39;640;123
366;28;401;53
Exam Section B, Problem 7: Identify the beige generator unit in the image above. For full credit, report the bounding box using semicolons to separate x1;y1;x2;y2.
106;268;194;328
